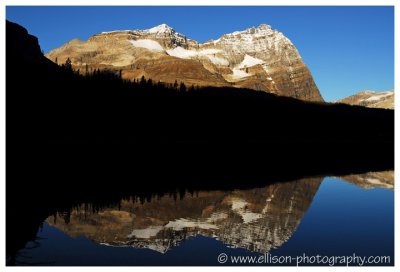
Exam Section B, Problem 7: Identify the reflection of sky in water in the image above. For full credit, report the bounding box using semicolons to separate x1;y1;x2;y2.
16;177;394;266
273;178;394;258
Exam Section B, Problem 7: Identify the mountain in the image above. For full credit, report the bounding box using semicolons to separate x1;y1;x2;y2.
46;178;322;254
46;23;324;102
337;90;394;109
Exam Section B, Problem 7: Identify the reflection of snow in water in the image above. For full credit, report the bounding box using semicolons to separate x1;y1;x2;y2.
165;218;218;231
230;198;263;224
128;212;228;238
365;178;393;188
127;225;163;238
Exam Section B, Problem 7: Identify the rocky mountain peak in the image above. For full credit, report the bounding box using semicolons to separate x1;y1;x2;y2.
46;23;324;102
232;23;273;35
139;23;188;48
257;23;272;30
146;23;174;34
216;24;278;42
99;23;184;39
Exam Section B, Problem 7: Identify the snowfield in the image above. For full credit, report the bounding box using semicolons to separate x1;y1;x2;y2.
231;68;251;79
365;91;393;101
166;46;229;65
237;55;265;68
166;47;198;58
207;55;229;65
129;39;164;52
147;23;172;34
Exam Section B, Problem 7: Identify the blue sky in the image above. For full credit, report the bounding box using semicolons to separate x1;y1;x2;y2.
6;6;394;101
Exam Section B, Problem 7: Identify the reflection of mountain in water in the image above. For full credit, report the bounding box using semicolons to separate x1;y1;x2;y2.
337;171;394;190
47;178;322;254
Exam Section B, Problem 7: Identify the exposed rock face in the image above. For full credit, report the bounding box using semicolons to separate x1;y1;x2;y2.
46;178;322;254
337;90;394;109
46;24;324;102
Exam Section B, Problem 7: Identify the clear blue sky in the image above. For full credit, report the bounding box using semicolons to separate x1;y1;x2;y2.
6;6;394;101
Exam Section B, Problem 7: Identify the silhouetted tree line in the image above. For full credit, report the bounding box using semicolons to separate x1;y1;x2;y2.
58;58;194;95
6;17;395;148
7;45;395;147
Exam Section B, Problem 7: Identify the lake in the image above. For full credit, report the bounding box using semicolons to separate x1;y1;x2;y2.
12;172;394;266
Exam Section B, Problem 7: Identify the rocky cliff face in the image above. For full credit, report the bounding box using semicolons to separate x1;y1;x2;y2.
337;90;394;109
46;24;324;102
46;178;322;254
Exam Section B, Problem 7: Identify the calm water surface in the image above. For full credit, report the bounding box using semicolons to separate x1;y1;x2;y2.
15;173;394;266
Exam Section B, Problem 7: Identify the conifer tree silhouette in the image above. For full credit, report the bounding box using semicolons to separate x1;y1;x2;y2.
179;82;186;93
64;57;72;71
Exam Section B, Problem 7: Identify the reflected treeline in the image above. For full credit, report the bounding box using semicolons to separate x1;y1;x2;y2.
7;169;394;265
31;170;396;256
6;141;395;266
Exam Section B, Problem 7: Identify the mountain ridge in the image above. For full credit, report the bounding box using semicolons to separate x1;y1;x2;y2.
46;23;324;102
337;90;394;109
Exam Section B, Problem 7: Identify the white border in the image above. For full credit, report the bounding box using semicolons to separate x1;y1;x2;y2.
1;1;398;271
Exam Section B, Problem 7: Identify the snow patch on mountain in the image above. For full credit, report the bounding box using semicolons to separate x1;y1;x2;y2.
166;47;198;58
213;24;293;55
365;91;393;101
207;55;229;65
237;55;264;68
129;39;164;52
336;90;394;109
200;49;222;55
232;68;251;79
166;47;229;65
231;24;272;35
147;23;173;34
